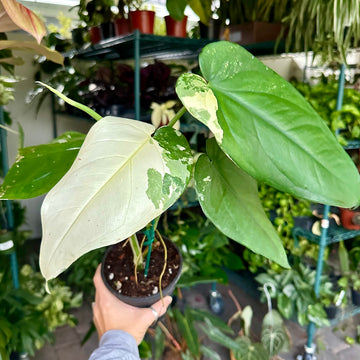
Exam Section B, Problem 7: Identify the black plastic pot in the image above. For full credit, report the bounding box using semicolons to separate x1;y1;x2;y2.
351;288;360;306
100;22;115;39
101;236;183;307
199;18;221;40
325;305;338;319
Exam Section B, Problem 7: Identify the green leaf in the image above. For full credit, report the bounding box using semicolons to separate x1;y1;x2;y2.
307;303;330;328
174;308;200;356
231;337;269;360
166;0;188;21
176;41;360;208
138;340;152;359
194;138;289;268
277;293;293;319
188;0;212;25
37;82;101;120
188;308;233;334
261;310;289;356
200;345;221;360
40;117;192;282
0;132;85;199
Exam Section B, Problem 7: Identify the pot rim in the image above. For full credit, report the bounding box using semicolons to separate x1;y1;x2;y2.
100;234;182;307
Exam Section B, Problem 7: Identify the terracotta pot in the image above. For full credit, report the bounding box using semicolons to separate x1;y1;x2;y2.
220;21;282;45
165;15;187;37
101;235;182;307
340;207;360;230
114;18;131;36
129;10;155;34
89;26;102;44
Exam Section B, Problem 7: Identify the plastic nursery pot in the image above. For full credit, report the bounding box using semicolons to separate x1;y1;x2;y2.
114;18;131;36
100;22;115;40
199;18;222;40
340;207;360;230
89;26;102;44
165;15;188;37
129;10;155;34
351;288;360;306
101;235;182;307
325;305;338;320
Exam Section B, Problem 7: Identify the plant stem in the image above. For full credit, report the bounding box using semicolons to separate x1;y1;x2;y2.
167;106;186;128
129;233;143;270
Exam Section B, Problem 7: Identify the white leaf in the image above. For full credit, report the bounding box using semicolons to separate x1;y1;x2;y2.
40;116;192;282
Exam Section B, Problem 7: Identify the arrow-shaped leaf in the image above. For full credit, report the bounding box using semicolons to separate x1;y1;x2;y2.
40;117;193;282
177;41;360;208
0;132;85;199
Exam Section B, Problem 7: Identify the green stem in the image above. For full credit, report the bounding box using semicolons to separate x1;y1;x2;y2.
129;233;143;270
167;106;186;128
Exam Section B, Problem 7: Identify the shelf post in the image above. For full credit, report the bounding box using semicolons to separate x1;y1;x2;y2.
0;105;19;289
134;30;140;121
305;63;346;356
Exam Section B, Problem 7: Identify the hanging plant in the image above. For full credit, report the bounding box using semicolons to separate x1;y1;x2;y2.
283;0;360;63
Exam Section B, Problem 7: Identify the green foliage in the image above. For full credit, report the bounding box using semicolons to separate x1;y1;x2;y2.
283;0;360;63
202;305;289;360
255;263;331;327
293;77;360;144
65;247;106;298
164;207;244;287
151;306;231;360
217;0;291;25
0;264;82;359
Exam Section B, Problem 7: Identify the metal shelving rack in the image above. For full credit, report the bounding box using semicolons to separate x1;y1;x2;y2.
73;31;216;122
292;64;360;359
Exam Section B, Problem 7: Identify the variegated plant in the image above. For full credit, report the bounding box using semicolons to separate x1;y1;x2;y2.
2;41;360;285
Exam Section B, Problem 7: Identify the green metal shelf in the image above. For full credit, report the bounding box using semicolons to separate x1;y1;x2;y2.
328;304;360;327
293;225;360;246
74;32;216;61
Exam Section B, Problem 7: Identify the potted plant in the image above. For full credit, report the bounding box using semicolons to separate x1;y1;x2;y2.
166;0;221;39
128;0;155;34
113;0;131;37
217;0;291;45
2;41;360;305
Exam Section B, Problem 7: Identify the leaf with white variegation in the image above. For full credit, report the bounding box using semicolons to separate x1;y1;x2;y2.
195;138;289;269
176;41;360;208
40;117;193;282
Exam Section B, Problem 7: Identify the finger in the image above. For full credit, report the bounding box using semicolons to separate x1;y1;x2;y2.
143;296;172;325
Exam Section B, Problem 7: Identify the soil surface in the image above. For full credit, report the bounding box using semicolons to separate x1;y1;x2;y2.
103;234;181;298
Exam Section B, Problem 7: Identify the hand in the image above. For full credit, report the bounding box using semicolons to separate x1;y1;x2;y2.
92;264;172;344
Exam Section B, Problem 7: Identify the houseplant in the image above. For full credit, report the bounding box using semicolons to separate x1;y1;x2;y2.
128;0;155;34
216;0;291;45
2;41;360;303
282;0;360;64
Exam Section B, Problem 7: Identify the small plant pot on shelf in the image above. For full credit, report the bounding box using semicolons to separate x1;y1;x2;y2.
199;18;222;40
325;305;338;319
100;22;115;40
129;10;155;34
340;207;360;230
114;18;131;36
165;15;187;37
89;26;102;44
351;288;360;306
101;234;182;307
